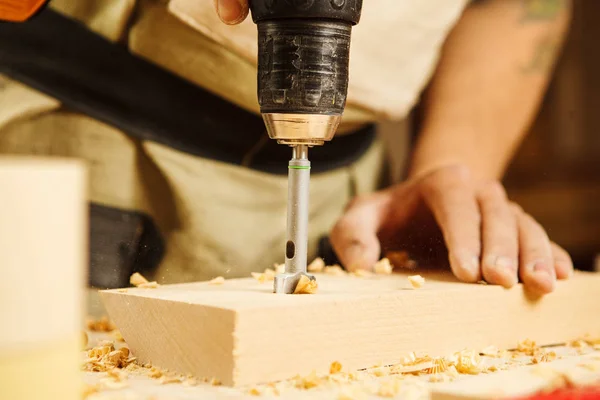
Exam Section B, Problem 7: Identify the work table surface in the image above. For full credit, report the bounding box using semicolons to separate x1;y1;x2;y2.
83;330;600;400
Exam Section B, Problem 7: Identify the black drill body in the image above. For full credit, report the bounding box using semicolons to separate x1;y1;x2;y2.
249;0;363;118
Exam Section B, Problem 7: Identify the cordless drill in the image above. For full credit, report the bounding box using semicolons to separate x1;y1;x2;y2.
248;0;363;293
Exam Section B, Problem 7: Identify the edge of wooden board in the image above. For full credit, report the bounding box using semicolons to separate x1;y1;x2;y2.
100;271;600;386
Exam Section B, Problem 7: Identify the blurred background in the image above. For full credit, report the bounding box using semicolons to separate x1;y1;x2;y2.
503;0;600;272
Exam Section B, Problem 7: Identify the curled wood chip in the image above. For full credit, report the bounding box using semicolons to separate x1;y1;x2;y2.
251;268;276;283
407;275;425;289
426;358;448;374
532;350;557;364
517;339;538;355
330;361;342;374
455;350;483;374
208;276;225;285
374;258;393;275
294;275;318;294
308;258;326;273
477;280;488;285
569;339;588;349
352;269;373;278
130;272;159;288
324;265;346;276
83;343;133;372
86;316;116;332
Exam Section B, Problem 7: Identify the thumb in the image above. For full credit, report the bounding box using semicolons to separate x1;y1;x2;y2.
330;194;390;272
214;0;249;25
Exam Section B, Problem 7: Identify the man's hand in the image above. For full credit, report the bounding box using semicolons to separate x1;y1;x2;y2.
330;165;573;295
213;0;249;25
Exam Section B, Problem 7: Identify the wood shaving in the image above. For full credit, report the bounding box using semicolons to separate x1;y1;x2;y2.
182;377;198;387
330;361;342;374
129;272;159;288
517;339;538;356
455;350;483;374
294;370;321;389
251;268;276;283
307;258;325;273
294;275;318;294
248;387;261;396
83;343;133;372
324;265;346;276
208;276;225;285
581;334;600;346
117;288;128;293
532;350;557;364
86;316;116;332
82;331;88;349
374;258;393;275
149;367;163;379
569;339;588;349
477;280;488;285
407;275;425;289
352;269;373;278
425;358;448;374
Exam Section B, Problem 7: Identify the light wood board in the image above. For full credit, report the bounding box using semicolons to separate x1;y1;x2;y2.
100;271;600;387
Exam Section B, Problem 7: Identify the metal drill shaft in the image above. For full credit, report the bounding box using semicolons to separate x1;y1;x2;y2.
274;144;315;293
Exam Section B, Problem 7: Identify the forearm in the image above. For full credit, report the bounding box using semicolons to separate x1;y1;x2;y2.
408;0;572;181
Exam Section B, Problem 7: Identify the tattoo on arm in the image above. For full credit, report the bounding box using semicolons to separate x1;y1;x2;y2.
521;33;561;74
521;0;566;22
519;0;569;74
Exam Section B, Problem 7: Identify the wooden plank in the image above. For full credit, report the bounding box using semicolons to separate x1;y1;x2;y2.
100;271;600;387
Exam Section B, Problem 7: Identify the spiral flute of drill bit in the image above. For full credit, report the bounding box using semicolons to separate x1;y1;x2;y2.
274;145;315;294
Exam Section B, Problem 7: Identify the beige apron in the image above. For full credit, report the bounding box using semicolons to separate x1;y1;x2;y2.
0;0;467;283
